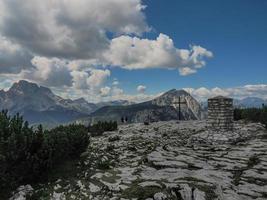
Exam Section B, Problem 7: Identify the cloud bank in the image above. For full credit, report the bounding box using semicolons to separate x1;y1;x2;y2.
0;0;214;102
184;85;267;101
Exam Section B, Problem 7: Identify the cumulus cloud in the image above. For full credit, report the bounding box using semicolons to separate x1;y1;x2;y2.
137;85;146;93
0;0;215;103
87;69;111;88
103;34;213;75
100;86;111;97
179;67;197;76
184;84;267;101
22;56;72;87
71;69;110;90
0;0;148;59
71;70;90;90
112;87;124;96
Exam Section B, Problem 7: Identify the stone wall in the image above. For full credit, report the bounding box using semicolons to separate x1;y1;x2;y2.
208;96;234;131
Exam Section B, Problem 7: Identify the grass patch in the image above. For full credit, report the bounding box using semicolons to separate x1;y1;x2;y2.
121;181;162;200
106;144;115;151
96;157;115;170
247;155;260;168
232;169;243;186
197;184;218;200
101;170;120;184
232;155;261;186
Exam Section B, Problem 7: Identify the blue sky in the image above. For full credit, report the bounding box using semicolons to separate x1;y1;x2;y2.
112;0;267;94
0;0;267;101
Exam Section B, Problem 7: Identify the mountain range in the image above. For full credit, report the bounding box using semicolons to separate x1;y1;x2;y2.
0;80;131;125
1;80;265;126
200;97;267;110
80;89;203;125
234;97;267;108
0;80;204;125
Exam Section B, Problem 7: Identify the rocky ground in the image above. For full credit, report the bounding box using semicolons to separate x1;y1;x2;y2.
11;120;267;200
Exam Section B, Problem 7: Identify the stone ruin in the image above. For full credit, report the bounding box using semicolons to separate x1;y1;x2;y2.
208;96;234;132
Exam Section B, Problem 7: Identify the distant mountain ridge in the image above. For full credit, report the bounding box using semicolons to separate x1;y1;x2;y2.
80;89;203;124
6;80;264;126
234;97;267;108
0;80;131;125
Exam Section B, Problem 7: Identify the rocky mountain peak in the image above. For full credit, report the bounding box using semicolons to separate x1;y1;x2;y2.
9;80;53;97
152;89;202;120
164;89;189;96
9;80;38;93
74;98;88;104
152;89;191;104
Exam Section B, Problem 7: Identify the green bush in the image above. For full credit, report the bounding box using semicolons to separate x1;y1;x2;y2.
88;121;118;136
0;110;90;193
234;105;267;129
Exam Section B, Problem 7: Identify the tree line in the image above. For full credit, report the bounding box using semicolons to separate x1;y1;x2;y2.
88;121;118;136
234;105;267;128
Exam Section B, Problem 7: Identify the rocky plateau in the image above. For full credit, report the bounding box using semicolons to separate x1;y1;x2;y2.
10;120;267;200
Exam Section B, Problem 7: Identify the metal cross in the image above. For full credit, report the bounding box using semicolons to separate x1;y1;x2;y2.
173;96;187;120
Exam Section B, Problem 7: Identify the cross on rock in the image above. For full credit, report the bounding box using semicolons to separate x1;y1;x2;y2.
173;96;187;120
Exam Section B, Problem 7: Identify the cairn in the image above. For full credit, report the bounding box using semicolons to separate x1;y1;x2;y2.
208;96;234;132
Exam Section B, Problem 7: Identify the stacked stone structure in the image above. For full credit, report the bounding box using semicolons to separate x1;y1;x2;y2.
208;96;234;131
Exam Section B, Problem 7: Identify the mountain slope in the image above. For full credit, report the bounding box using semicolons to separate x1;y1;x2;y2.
151;89;202;120
85;89;203;124
0;80;94;124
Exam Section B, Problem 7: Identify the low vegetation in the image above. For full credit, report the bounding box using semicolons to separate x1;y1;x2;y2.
121;180;162;199
0;110;90;196
234;105;267;128
88;121;118;136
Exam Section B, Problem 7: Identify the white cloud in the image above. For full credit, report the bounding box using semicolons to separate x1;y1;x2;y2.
22;56;72;87
112;87;124;96
103;34;213;75
179;67;197;76
100;86;111;97
87;69;111;88
0;0;148;59
184;84;267;101
71;70;90;90
71;69;110;90
137;85;146;93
